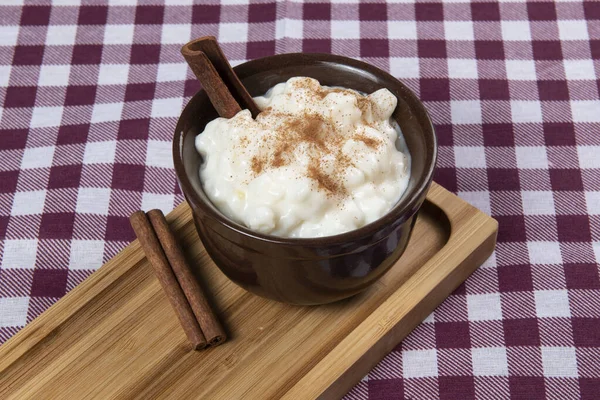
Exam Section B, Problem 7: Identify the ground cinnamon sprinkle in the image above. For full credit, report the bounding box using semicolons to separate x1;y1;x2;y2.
314;87;348;100
307;160;346;195
354;134;381;149
336;151;352;168
271;141;291;167
248;82;384;197
356;97;370;116
251;156;264;174
297;115;327;148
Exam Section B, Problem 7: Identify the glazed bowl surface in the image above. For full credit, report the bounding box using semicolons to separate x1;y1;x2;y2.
173;53;437;305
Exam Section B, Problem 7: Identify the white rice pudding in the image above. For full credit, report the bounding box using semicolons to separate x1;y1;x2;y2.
195;77;411;238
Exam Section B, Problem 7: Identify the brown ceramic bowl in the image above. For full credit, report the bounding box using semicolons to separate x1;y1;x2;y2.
173;53;437;305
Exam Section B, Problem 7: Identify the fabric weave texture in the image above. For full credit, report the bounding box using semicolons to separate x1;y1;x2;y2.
0;0;599;398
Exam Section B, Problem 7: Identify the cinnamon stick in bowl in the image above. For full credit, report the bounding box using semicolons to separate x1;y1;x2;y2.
181;36;260;118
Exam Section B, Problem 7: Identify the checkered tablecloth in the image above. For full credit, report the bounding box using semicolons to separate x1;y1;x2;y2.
1;0;599;398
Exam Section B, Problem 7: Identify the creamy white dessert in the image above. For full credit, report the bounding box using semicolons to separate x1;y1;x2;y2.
195;77;411;238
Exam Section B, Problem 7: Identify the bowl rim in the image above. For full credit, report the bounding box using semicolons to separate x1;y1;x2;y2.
173;52;437;246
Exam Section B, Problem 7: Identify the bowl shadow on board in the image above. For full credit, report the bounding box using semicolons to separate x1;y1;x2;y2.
174;53;438;305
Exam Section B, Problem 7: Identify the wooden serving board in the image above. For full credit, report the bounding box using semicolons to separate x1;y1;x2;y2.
0;182;497;400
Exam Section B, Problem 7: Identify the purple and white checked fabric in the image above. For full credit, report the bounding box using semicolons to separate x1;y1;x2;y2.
1;0;599;398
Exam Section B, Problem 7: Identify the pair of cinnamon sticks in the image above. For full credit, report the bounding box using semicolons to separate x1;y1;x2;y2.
130;210;225;350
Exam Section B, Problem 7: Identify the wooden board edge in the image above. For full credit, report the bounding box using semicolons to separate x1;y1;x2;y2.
318;232;497;400
283;185;498;399
0;203;192;372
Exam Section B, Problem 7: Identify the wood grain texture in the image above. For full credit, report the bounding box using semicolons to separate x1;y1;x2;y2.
0;182;497;400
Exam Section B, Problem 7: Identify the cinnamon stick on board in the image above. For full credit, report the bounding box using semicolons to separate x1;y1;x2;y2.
129;211;207;350
147;209;227;346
